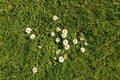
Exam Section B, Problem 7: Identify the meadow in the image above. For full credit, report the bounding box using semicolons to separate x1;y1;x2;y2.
0;0;120;80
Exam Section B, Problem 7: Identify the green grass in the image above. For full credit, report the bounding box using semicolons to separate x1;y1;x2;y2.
0;0;120;80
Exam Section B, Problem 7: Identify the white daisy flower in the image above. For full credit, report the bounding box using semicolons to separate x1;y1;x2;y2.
32;67;38;74
58;56;64;63
62;29;68;34
65;44;70;50
63;39;68;45
51;32;55;36
53;15;59;21
84;42;88;46
38;45;42;49
56;37;60;43
80;37;85;41
81;47;85;53
61;33;67;38
73;39;78;44
56;49;61;54
30;34;36;39
56;27;61;32
25;27;32;34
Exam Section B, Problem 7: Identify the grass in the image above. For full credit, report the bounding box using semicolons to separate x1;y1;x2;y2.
0;0;120;80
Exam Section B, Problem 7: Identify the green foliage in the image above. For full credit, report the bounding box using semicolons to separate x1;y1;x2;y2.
0;0;120;80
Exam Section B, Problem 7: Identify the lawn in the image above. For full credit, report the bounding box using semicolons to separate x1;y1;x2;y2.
0;0;120;80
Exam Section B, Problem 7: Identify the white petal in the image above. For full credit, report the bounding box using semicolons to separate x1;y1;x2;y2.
61;33;67;38
51;32;55;36
62;29;68;34
56;38;60;42
65;44;70;50
38;45;42;49
32;67;38;73
56;49;61;54
63;39;68;45
59;56;64;63
73;39;78;44
81;47;85;53
30;34;36;39
53;15;59;21
25;27;32;34
56;27;61;32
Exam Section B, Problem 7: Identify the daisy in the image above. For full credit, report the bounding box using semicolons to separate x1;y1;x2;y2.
30;34;36;39
25;27;32;34
65;44;70;50
80;37;85;41
53;15;59;21
38;45;42;49
61;33;67;38
62;29;68;34
58;56;64;63
56;49;61;54
51;32;55;36
63;39;68;45
56;37;60;43
56;27;61;32
73;39;78;44
32;67;38;74
81;47;85;53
